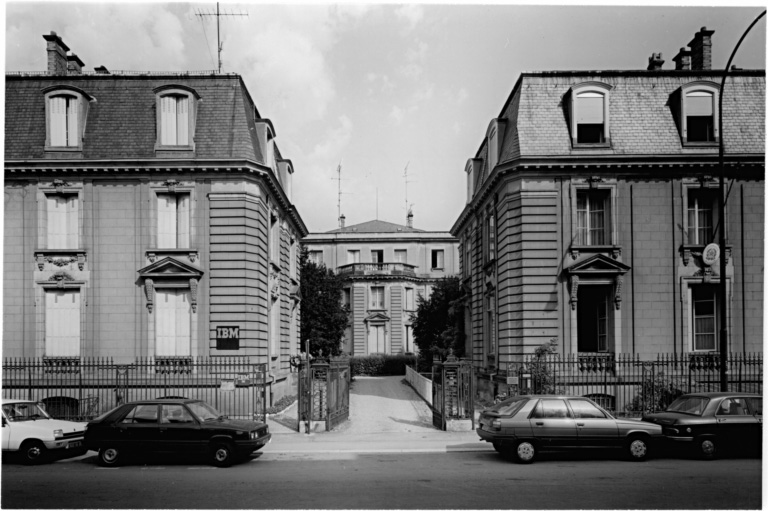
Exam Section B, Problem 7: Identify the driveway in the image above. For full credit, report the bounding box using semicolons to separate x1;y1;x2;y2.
342;375;434;433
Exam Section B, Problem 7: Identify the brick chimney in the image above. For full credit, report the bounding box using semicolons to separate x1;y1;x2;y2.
67;54;84;75
647;52;664;71
339;214;345;228
43;31;69;75
672;48;692;70
406;211;413;228
689;27;715;71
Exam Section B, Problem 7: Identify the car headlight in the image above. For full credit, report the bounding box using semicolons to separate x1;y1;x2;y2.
250;431;258;440
54;429;63;439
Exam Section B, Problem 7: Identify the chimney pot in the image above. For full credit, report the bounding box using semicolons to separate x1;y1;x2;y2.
406;211;413;228
94;65;110;74
43;31;69;75
67;54;84;75
339;214;346;228
647;52;664;71
689;27;715;71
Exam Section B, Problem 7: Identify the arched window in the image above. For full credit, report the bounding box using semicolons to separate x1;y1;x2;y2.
569;82;612;147
680;83;719;144
43;86;92;151
154;85;200;150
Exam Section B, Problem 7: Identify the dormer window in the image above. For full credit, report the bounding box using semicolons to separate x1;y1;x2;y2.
569;82;611;147
43;86;92;152
680;83;719;144
154;85;199;151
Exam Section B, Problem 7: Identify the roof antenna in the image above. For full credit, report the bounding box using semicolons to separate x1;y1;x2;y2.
403;161;416;225
195;2;248;73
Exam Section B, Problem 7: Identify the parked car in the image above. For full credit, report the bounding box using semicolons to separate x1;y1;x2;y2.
476;395;663;463
84;398;271;467
641;392;762;460
1;399;87;464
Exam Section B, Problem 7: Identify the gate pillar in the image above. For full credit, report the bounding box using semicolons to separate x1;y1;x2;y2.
432;352;475;431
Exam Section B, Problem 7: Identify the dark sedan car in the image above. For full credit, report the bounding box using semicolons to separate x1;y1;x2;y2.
642;392;762;460
84;399;271;467
477;395;662;463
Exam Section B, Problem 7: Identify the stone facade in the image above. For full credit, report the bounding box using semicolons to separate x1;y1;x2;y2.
4;34;307;403
303;219;459;355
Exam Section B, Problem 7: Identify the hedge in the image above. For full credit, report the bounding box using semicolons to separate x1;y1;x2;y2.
350;354;417;376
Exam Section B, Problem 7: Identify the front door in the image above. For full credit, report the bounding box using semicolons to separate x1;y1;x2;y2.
368;325;385;354
577;285;611;352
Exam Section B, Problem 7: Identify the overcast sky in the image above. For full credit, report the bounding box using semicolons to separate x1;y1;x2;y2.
5;2;766;233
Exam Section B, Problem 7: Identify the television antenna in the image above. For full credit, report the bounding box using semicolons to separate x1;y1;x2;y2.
403;161;416;223
195;2;249;73
331;160;353;227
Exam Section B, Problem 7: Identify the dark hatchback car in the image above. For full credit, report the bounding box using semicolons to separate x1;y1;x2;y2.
84;399;271;467
477;395;662;463
642;392;762;460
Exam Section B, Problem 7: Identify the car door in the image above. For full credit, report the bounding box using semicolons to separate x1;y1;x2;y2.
119;404;161;452
714;397;756;450
529;398;579;448
746;397;762;448
567;399;619;447
158;404;205;454
1;408;10;451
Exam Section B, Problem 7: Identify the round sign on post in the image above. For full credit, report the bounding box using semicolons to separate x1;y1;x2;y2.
702;243;720;266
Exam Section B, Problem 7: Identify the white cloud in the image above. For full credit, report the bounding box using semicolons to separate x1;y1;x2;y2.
309;115;354;161
390;106;406;125
395;4;424;30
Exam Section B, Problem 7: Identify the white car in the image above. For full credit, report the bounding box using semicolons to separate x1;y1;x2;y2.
1;399;87;464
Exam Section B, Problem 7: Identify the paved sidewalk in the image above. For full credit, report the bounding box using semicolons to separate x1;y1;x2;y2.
264;375;492;454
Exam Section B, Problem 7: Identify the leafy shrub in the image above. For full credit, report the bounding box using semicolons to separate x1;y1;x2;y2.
266;395;297;414
626;371;685;414
351;354;417;376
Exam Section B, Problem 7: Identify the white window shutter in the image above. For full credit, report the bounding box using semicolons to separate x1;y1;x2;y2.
157;194;177;248
66;97;79;146
176;193;190;248
66;196;79;248
176;97;189;145
175;291;191;356
577;94;604;124
161;96;177;145
45;290;80;357
47;195;66;249
156;290;174;356
50;97;66;146
687;92;714;116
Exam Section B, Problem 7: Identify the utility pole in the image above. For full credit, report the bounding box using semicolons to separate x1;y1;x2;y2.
195;2;248;73
716;10;765;391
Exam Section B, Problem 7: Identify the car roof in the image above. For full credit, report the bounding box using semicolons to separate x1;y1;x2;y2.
122;399;201;405
679;392;761;398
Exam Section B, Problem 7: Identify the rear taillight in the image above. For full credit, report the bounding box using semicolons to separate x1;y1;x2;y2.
491;419;501;430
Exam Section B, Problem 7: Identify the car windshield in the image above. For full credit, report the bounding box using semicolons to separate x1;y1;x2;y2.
187;401;222;421
486;397;528;417
3;402;50;421
666;396;709;416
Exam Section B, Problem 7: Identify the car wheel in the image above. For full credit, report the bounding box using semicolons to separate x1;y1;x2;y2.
20;440;47;465
512;440;536;464
698;437;717;460
626;435;650;461
98;446;122;467
210;441;235;467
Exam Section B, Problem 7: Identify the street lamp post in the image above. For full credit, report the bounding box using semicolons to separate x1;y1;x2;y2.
716;10;766;391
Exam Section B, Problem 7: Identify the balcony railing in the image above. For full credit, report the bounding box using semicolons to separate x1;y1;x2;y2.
337;262;417;276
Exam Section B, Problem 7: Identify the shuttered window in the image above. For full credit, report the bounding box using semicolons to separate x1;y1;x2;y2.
688;189;716;245
576;92;605;144
49;95;79;147
270;297;280;357
405;288;414;310
47;194;79;249
576;190;611;246
160;95;189;146
45;289;80;357
157;193;190;249
394;250;407;263
431;249;444;269
686;91;715;142
370;286;385;309
155;289;191;357
347;250;361;264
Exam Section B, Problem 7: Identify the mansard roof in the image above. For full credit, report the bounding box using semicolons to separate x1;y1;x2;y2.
492;70;765;163
326;219;425;234
5;73;268;162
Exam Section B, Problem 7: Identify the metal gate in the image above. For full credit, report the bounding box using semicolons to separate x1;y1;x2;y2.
297;356;350;432
431;353;474;431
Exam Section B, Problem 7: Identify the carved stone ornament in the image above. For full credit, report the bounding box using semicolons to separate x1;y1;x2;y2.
614;275;623;310
189;252;197;263
49;256;77;268
189;278;198;313
570;275;579;311
36;253;46;271
682;247;691;266
78;253;86;271
571;248;580;260
163;179;180;193
148;252;156;263
612;247;621;260
271;282;280;299
49;271;74;288
52;179;71;191
145;279;154;313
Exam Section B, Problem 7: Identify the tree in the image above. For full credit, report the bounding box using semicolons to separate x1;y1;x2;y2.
410;277;465;367
299;247;350;358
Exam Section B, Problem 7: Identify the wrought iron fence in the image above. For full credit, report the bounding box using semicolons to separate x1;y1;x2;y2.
297;356;350;432
2;357;268;421
503;352;762;417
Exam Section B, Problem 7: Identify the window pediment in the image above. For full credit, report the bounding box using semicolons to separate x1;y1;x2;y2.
138;257;204;280
566;254;630;276
364;312;391;323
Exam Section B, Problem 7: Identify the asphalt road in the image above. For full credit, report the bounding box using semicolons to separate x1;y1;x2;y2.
1;450;762;509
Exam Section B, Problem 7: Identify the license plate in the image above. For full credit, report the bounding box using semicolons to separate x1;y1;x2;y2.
67;441;82;449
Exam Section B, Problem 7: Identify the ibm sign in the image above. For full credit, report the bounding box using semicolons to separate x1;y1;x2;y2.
216;326;240;350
